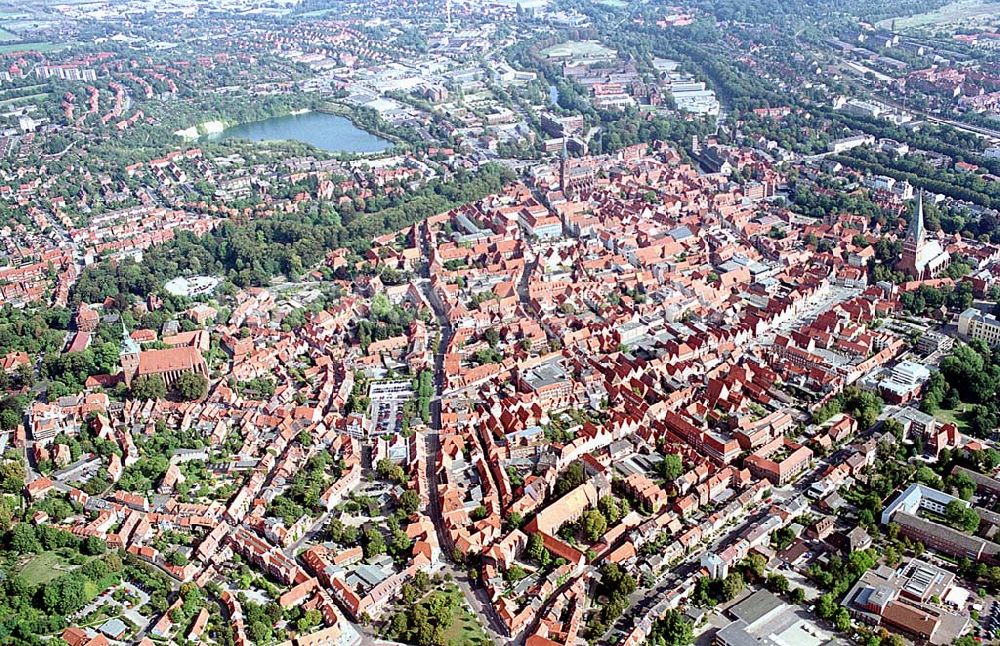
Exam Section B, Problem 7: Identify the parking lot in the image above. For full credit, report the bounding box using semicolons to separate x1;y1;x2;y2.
368;380;415;436
978;597;1000;640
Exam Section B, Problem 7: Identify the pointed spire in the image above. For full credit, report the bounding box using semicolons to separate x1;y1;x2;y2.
120;317;140;356
909;189;925;245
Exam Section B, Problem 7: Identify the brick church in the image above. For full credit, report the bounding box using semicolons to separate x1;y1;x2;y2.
120;322;208;388
896;191;950;280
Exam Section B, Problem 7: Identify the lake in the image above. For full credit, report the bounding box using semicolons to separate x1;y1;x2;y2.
208;111;392;154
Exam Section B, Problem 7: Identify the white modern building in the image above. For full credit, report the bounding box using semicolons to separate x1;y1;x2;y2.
881;483;965;526
670;81;720;116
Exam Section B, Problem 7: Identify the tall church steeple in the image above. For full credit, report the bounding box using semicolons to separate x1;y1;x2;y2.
120;319;140;387
908;189;926;246
897;189;949;280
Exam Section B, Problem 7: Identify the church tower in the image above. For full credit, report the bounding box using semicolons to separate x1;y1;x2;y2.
120;319;141;387
896;190;949;280
904;189;926;252
898;190;926;279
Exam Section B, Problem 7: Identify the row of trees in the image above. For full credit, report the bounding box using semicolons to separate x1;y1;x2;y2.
414;370;433;426
813;387;884;430
585;562;638;639
130;372;208;402
824;108;1000;178
925;341;1000;438
899;281;975;316
73;164;514;302
833;149;1000;217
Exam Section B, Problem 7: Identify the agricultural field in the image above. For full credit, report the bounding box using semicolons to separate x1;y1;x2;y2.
878;0;1000;29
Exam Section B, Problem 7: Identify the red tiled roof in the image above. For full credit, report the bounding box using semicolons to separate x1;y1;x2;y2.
138;347;203;375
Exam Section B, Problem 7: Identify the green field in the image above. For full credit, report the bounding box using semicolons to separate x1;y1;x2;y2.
934;403;972;432
0;92;50;107
19;551;73;586
0;28;18;42
878;0;1000;29
439;585;490;646
0;83;45;97
541;40;617;60
383;583;490;646
0;41;66;54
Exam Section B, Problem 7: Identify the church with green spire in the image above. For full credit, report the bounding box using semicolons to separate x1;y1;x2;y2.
896;191;950;280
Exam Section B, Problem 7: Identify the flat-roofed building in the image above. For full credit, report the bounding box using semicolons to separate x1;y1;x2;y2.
890;407;937;440
916;330;954;356
894;512;1000;563
880;483;963;526
715;590;837;646
843;561;970;645
517;359;572;405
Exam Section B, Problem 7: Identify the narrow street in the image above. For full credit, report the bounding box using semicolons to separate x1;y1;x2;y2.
284;510;331;558
417;233;509;645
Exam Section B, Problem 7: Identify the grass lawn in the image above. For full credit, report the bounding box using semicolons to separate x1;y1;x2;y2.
381;582;490;646
439;585;490;646
79;606;116;628
0;92;50;107
541;40;616;60
934;404;972;431
0;41;66;54
0;84;45;97
19;551;70;586
297;7;340;16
